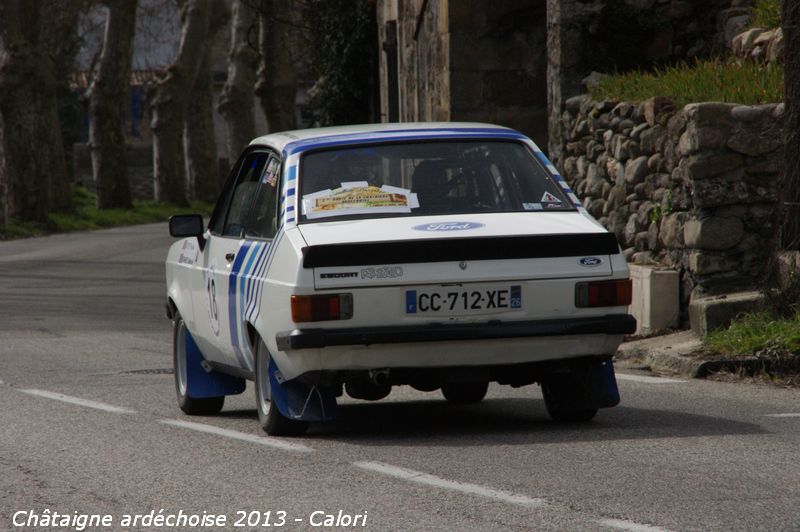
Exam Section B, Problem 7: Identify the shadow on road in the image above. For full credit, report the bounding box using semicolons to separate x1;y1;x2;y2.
220;398;768;445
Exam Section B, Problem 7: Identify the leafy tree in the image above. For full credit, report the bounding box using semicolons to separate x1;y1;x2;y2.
303;0;378;126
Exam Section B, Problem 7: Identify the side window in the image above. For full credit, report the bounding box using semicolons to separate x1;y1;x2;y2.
222;153;270;237
244;156;281;239
208;157;244;235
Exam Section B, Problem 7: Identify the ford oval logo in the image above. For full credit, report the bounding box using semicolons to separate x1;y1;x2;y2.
579;257;603;267
413;222;485;232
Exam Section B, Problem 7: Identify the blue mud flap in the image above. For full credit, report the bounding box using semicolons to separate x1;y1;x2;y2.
547;358;620;411
593;358;621;409
268;357;338;422
185;330;246;398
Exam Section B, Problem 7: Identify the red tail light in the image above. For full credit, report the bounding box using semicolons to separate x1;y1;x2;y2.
575;279;632;308
291;294;353;323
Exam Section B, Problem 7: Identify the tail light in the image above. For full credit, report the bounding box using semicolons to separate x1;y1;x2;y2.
575;279;632;308
291;293;353;323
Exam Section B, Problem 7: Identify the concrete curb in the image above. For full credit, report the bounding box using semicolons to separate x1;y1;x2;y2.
615;330;705;375
615;330;779;379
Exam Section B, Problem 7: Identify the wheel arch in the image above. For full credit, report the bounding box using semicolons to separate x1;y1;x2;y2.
245;321;260;354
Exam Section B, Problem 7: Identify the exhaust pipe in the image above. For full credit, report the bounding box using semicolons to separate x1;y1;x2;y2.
368;368;390;387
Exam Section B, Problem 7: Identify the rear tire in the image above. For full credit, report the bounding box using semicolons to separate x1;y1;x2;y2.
254;339;308;436
173;313;224;415
441;381;488;404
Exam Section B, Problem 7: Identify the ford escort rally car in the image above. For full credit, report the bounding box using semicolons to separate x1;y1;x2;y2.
166;123;635;435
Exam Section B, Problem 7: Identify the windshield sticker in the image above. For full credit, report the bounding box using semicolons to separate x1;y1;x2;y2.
303;183;419;219
262;159;280;187
522;203;543;211
541;191;562;203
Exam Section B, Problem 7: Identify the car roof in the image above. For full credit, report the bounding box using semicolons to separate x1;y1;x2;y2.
248;122;521;155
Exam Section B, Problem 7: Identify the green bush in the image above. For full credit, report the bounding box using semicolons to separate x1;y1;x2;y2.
705;311;800;357
588;59;783;108
751;0;781;28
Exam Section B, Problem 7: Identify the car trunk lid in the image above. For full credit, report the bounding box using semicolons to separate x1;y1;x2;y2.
297;213;620;289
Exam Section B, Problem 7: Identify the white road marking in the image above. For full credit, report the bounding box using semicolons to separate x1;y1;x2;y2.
616;374;686;384
599;518;674;532
19;389;136;414
160;419;314;453
765;413;800;418
353;461;545;508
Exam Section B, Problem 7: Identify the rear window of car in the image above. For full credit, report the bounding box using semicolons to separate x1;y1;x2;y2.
298;140;574;222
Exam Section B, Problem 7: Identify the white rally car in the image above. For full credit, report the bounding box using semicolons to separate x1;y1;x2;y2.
166;123;634;435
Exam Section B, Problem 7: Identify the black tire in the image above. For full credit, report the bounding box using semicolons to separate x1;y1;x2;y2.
254;339;308;436
541;374;597;423
441;381;489;404
173;313;225;416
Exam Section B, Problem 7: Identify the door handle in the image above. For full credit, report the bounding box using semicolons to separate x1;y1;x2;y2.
225;253;235;263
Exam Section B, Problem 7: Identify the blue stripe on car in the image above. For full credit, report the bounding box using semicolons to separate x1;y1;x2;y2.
283;128;528;155
245;242;272;321
252;231;284;322
228;241;252;369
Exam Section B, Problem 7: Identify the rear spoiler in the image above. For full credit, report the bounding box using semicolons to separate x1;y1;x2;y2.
302;233;621;268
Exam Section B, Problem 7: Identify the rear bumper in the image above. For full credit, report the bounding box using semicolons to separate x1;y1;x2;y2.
276;314;636;351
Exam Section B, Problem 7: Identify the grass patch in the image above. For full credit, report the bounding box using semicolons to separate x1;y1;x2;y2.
705;311;800;358
750;0;780;29
588;59;784;108
0;186;213;240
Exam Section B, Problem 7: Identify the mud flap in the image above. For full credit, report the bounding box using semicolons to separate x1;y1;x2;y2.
592;358;620;408
268;357;338;422
546;358;620;411
185;330;246;398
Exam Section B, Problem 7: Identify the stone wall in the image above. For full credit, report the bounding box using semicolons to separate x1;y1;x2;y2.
547;0;748;160
558;96;784;314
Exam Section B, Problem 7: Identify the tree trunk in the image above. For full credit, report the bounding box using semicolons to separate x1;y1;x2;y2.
256;0;297;133
0;0;73;222
184;0;228;202
185;47;219;202
218;0;258;163
151;0;214;206
88;0;137;210
782;0;800;249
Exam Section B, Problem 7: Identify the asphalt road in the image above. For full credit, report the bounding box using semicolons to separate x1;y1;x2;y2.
1;223;800;531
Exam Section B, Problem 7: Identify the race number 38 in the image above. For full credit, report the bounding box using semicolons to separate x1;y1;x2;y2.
205;260;221;336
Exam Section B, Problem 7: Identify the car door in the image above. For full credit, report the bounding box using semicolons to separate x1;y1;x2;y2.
192;151;274;371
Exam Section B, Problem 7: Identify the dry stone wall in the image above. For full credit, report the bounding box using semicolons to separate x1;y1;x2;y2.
558;96;784;313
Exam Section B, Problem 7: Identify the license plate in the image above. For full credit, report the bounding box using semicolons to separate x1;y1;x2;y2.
405;285;522;315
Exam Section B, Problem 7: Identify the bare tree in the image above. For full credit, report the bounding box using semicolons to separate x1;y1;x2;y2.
256;0;297;133
88;0;137;209
151;0;223;205
185;1;229;202
0;1;78;223
218;0;259;163
783;0;800;249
